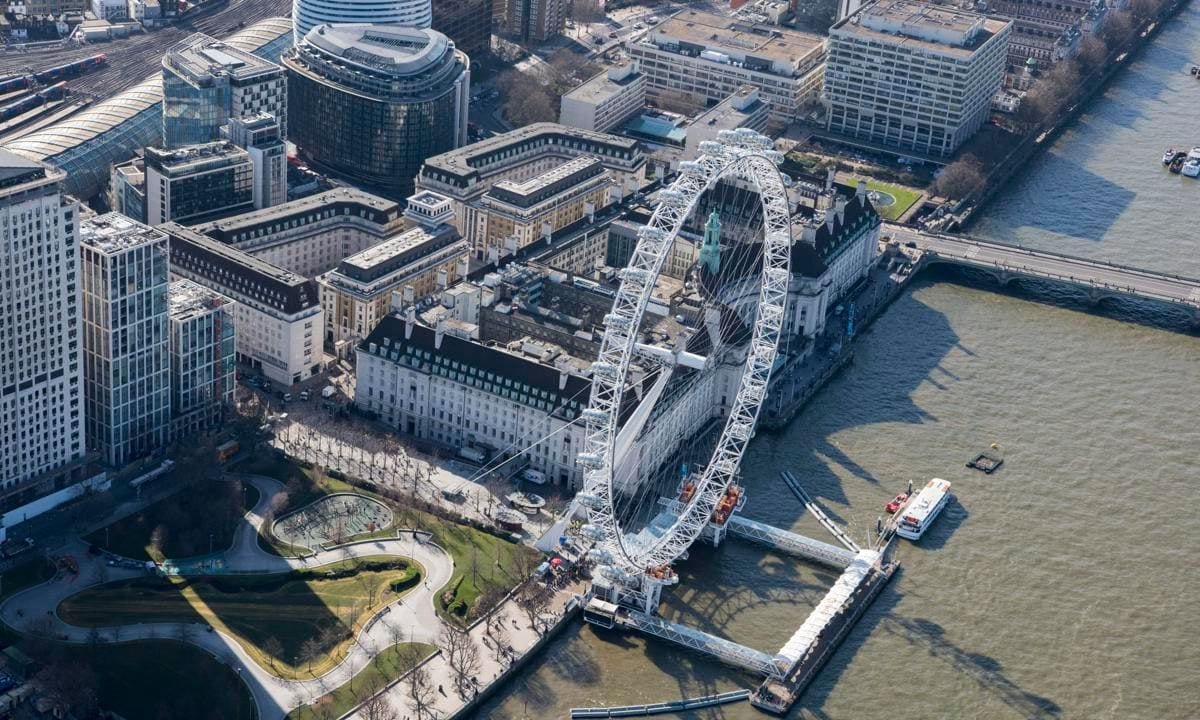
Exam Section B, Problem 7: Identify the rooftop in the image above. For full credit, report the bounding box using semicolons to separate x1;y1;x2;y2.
835;0;1009;54
421;122;642;181
164;32;283;84
487;156;606;208
145;141;249;171
647;10;824;66
562;63;644;105
339;224;461;276
0;149;47;189
168;278;231;320
197;187;400;238
162;222;309;287
301;24;455;77
81;212;166;254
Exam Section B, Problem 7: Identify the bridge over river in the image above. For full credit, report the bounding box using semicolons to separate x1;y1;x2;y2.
886;225;1200;325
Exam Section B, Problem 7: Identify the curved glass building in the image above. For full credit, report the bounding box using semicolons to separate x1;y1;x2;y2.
291;0;432;44
284;24;469;200
1;17;293;200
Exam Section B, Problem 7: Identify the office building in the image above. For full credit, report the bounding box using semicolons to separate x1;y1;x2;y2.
416;123;645;250
1;18;294;201
196;187;404;278
506;0;565;43
226;113;287;210
559;63;647;134
80;214;171;468
163;223;324;385
683;85;770;160
318;221;469;353
162;33;287;149
356;312;588;487
432;0;494;56
284;24;470;200
110;157;148;224
0;152;88;514
477;156;613;260
292;0;432;45
988;0;1108;68
824;0;1012;158
144;142;254;225
91;0;127;20
629;10;825;125
167;279;235;441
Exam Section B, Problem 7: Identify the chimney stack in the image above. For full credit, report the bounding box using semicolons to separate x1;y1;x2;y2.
435;316;446;350
404;306;415;340
559;371;568;391
834;196;847;224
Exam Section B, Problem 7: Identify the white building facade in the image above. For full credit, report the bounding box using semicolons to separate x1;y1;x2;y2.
559;64;648;134
292;0;431;44
0;153;87;512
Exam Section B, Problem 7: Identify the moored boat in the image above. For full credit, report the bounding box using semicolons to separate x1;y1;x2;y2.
895;478;951;541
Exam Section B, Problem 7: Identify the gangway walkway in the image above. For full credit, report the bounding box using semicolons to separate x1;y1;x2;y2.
780;471;860;553
570;690;750;718
727;515;855;569
614;610;776;676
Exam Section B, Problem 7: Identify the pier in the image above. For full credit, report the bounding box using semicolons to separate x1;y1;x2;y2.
570;690;751;718
726;515;855;569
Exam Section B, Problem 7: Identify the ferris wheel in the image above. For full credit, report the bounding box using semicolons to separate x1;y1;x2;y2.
577;129;793;598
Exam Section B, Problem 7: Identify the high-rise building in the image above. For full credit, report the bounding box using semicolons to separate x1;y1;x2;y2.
284;25;470;201
506;0;565;43
432;0;494;56
162;33;287;149
80;213;171;468
824;0;1012;158
144;142;255;225
167;279;235;441
291;0;432;44
0;151;87;513
226;113;287;210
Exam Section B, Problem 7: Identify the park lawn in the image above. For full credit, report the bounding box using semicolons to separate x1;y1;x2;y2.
78;641;255;720
84;478;260;562
244;455;541;622
58;556;422;680
286;642;436;720
866;180;922;221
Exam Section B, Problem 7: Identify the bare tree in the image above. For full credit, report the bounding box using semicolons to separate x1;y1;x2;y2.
491;618;512;663
570;0;604;24
514;581;552;635
437;623;481;694
262;636;285;671
361;691;400;720
406;662;436;718
932;157;986;200
1076;35;1107;70
1101;10;1134;48
299;637;321;675
35;660;99;718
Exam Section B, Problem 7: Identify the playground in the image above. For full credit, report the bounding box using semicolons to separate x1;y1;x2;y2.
272;493;394;551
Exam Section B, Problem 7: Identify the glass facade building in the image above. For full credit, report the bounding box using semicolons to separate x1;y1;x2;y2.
284;25;470;201
0;18;293;200
80;214;171;468
432;0;494;56
292;0;432;44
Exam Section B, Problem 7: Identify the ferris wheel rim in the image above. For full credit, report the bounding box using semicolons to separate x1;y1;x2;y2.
579;136;793;576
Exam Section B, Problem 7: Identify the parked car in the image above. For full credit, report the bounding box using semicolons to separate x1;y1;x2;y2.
282;392;293;402
299;390;310;401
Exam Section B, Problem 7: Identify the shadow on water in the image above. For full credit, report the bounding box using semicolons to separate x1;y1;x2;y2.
876;615;1063;720
751;285;963;531
910;495;968;551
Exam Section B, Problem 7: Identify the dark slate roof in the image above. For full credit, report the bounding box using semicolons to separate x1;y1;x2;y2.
360;315;592;420
0;149;46;189
161;222;320;315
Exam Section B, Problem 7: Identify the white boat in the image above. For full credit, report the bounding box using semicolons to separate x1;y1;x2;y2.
1163;148;1176;164
895;478;952;540
1184;159;1200;178
1187;146;1200;161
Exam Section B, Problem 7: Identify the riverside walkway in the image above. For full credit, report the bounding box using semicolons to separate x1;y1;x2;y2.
889;225;1200;322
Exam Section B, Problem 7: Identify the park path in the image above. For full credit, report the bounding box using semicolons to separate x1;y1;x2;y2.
0;474;457;720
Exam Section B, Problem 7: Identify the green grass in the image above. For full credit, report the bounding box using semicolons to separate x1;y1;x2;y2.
243;456;541;624
286;642;436;720
59;556;422;680
865;180;923;221
80;641;255;720
85;478;260;562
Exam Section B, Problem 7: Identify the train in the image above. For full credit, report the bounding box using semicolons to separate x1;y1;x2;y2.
0;82;68;122
0;53;106;97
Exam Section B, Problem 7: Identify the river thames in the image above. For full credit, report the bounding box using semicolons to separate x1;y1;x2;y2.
478;7;1200;718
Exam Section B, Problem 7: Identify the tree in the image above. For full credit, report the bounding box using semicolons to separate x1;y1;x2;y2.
361;692;400;720
932;157;986;200
35;660;99;718
438;623;481;694
1130;0;1164;21
570;0;605;23
477;586;507;628
497;69;558;126
262;636;285;670
514;580;552;634
491;618;512;663
1101;10;1134;48
299;637;321;674
1076;35;1107;70
406;662;436;718
547;48;599;91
